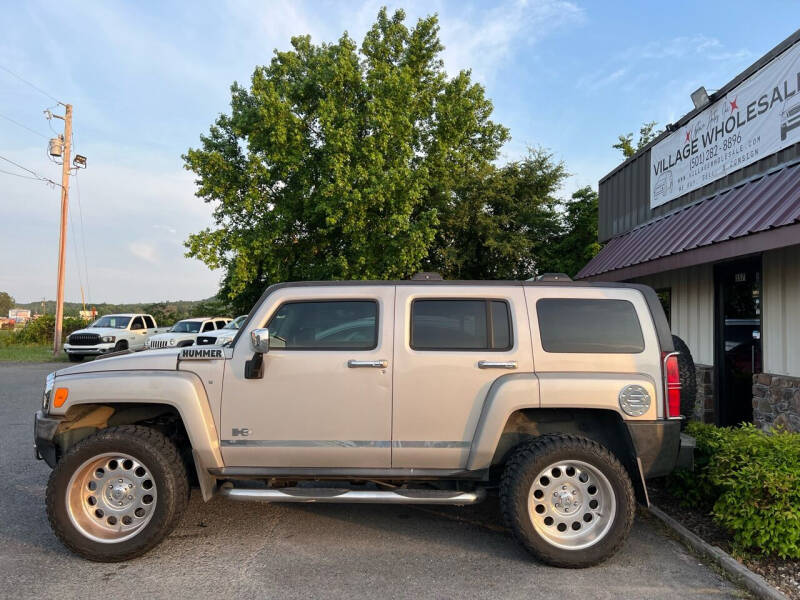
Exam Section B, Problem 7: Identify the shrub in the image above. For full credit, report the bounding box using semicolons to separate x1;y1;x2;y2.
11;315;85;345
667;421;800;558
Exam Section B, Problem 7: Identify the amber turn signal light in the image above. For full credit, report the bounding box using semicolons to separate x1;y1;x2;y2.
53;388;69;408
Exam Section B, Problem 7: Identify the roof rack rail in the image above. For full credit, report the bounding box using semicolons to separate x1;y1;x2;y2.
531;273;572;282
410;272;443;281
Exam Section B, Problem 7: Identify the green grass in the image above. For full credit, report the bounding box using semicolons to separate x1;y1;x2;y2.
0;343;69;363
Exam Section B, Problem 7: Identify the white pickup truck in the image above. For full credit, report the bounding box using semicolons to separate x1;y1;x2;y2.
63;314;166;362
145;317;232;349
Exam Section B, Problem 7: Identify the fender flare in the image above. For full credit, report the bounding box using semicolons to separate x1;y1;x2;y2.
466;373;541;471
51;370;223;471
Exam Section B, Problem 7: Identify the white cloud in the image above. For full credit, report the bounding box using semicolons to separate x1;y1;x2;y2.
128;241;158;263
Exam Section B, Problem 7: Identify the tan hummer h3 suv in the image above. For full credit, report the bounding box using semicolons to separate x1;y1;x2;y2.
34;276;693;567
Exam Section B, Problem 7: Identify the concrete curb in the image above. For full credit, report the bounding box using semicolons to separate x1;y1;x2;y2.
648;505;787;600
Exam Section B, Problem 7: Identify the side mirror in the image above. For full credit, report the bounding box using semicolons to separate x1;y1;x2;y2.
250;328;270;354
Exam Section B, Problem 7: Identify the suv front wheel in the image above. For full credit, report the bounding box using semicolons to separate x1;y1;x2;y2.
46;425;189;561
500;434;635;568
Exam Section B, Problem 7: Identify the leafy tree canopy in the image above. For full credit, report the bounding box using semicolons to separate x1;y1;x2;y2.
613;121;661;158
0;292;14;317
185;8;508;312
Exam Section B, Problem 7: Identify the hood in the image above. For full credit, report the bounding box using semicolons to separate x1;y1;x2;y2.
68;327;123;337
149;331;196;341
56;348;179;377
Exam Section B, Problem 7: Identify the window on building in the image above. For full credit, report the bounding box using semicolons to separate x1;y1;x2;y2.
411;299;512;351
536;298;645;353
656;288;672;327
267;300;378;350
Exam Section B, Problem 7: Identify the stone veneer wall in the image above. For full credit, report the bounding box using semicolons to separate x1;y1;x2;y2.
694;364;715;423
752;373;800;432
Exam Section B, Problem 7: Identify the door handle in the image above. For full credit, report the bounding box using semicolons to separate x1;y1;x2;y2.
478;360;518;369
347;359;388;368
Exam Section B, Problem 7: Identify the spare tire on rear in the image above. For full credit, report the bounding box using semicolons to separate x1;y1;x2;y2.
671;335;696;418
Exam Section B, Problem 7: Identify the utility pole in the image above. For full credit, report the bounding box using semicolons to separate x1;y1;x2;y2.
52;104;72;356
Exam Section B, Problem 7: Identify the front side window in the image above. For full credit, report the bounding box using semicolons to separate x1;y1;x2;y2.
267;300;378;350
536;298;645;353
130;316;145;330
410;299;512;351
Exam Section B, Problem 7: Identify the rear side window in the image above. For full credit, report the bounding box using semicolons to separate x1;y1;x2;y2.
202;322;214;332
144;316;155;328
215;320;227;329
411;299;512;351
267;300;378;350
536;298;644;353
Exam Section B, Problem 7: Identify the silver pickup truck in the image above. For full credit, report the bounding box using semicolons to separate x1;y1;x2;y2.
35;276;693;567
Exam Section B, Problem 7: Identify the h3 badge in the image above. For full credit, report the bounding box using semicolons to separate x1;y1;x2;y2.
231;427;251;437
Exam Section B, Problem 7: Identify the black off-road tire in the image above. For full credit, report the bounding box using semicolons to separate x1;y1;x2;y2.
671;334;697;418
68;354;84;362
46;425;189;562
500;434;635;568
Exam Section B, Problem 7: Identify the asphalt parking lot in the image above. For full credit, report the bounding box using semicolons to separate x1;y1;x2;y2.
1;362;745;599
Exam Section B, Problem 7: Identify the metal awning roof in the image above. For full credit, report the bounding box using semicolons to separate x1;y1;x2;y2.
576;162;800;281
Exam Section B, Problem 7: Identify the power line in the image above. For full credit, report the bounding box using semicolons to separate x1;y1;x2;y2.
0;64;61;104
0;111;48;139
0;167;40;180
73;168;91;304
0;153;61;187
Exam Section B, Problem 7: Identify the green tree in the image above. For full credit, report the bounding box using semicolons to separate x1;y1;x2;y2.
184;8;507;312
546;186;601;277
613;121;661;158
426;148;568;280
0;292;14;317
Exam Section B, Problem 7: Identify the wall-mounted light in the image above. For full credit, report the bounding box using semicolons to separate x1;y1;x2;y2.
690;86;710;110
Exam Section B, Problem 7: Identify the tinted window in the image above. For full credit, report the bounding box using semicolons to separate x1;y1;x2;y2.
202;322;214;332
144;316;155;328
215;320;227;329
536;298;645;353
130;316;145;330
411;299;512;350
267;301;377;350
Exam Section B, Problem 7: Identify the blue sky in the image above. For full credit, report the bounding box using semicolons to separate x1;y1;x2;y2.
1;0;797;303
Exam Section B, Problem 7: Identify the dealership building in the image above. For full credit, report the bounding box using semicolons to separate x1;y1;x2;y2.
577;30;800;431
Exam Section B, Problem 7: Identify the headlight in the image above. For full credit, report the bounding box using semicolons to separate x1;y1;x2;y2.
168;338;177;346
217;336;233;346
42;372;55;411
101;335;116;343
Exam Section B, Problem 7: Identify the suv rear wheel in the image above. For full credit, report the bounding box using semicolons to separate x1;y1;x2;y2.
46;425;188;562
500;434;635;568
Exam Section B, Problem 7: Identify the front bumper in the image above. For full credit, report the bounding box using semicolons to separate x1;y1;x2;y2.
64;343;116;355
34;410;63;468
625;419;694;479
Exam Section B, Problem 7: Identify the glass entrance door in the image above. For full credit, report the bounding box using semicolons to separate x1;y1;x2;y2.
714;256;762;426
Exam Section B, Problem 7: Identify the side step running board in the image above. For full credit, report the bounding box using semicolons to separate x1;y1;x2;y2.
218;486;486;505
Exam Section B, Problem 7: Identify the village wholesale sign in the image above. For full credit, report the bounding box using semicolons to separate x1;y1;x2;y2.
650;41;800;208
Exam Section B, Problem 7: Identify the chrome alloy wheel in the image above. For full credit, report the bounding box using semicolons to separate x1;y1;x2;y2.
66;453;157;543
527;460;616;550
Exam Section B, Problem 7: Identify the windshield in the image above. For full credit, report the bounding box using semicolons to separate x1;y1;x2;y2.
223;316;247;330
170;321;202;333
90;316;131;329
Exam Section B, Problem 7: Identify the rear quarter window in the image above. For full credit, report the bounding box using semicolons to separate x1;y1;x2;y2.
536;298;645;353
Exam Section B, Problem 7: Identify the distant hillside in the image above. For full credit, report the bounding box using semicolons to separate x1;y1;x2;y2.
15;297;233;326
